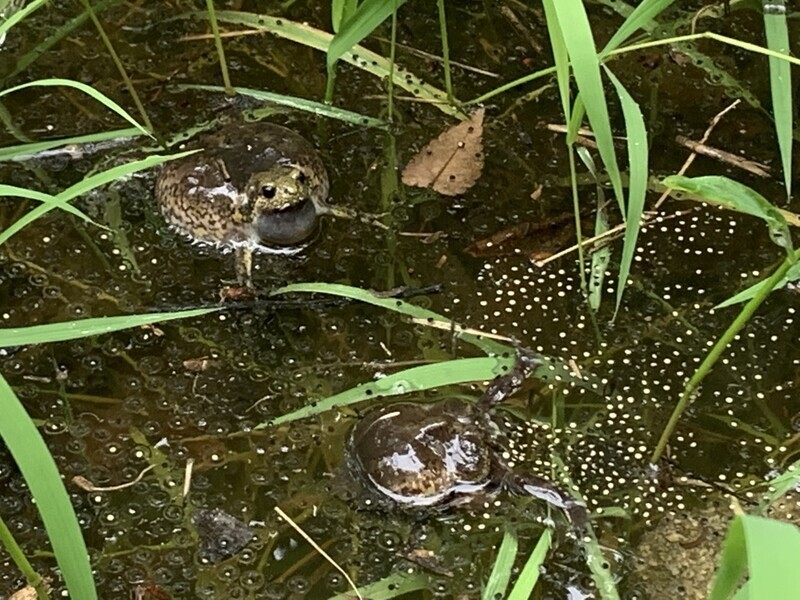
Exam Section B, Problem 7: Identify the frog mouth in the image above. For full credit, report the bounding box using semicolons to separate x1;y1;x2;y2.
254;197;319;246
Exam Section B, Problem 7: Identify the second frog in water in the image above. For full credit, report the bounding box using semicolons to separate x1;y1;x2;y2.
348;350;588;526
155;122;329;286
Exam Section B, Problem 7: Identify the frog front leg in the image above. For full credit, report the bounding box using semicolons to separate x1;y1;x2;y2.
234;246;254;288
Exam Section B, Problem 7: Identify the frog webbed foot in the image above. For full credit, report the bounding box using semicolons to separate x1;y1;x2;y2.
512;475;588;528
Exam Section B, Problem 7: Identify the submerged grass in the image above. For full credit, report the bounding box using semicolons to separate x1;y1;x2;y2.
0;78;152;138
203;11;466;118
0;150;198;246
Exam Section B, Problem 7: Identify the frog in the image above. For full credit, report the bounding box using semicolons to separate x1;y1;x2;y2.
154;121;329;287
347;349;588;525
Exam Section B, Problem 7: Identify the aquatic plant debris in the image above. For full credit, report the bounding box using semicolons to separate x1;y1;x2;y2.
402;108;485;196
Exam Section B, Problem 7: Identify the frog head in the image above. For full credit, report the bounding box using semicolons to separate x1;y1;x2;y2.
245;161;319;246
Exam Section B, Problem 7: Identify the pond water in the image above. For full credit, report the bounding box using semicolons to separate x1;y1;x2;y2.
1;1;799;598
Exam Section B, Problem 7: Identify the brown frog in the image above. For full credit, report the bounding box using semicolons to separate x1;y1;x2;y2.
348;350;588;525
155;122;329;286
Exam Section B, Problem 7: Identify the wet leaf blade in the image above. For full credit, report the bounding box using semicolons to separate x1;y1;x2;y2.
601;0;675;56
541;0;572;121
0;0;47;38
177;84;386;128
0;308;217;348
483;528;519;600
267;357;511;426
742;516;800;599
0;373;98;600
664;175;793;254
507;529;551;600
710;515;800;600
0;150;199;246
708;515;747;600
329;572;429;599
3;0;120;82
0;184;104;228
271;282;511;356
763;8;793;196
549;0;626;217
208;11;465;118
327;0;407;69
715;261;800;309
605;67;648;318
0;78;152;138
0;127;142;162
758;458;800;511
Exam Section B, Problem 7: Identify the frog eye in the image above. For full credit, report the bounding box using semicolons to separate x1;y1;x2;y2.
261;185;276;199
296;171;307;185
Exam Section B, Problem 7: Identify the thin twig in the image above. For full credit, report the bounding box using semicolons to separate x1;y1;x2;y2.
654;99;741;209
274;506;363;600
674;135;770;177
72;464;156;492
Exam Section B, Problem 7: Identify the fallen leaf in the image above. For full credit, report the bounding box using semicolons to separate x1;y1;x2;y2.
402;108;485;196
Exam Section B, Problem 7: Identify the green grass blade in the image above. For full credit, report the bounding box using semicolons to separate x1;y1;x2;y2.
483;528;518;600
507;529;551;600
0;0;47;39
711;515;800;600
763;8;793;197
0;184;104;228
331;0;358;33
177;84;386;128
605;67;648;319
207;11;464;118
0;308;217;348
715;261;800;309
742;516;800;599
577;146;610;312
271;282;511;356
0;373;97;600
266;356;511;426
0;150;198;246
329;572;429;599
664;175;793;256
271;283;602;393
601;0;675;56
0;78;152;138
709;515;747;600
0;127;141;162
541;0;572;120
327;0;407;70
3;0;120;83
758;459;800;512
550;0;625;218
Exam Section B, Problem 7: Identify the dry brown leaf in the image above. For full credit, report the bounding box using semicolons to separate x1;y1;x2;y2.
402;108;485;196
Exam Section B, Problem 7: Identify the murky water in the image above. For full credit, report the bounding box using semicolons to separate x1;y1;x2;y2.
2;1;799;598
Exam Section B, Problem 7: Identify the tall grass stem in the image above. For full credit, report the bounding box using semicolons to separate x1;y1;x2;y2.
436;0;454;104
0;514;51;599
651;246;800;464
205;0;234;95
78;0;154;133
